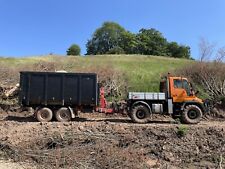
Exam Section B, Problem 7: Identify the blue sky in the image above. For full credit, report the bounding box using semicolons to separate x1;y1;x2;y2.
0;0;224;59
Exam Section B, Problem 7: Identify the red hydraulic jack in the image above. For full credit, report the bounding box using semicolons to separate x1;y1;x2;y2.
96;87;114;113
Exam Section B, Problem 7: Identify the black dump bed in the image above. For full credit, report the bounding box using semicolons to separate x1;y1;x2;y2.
19;71;98;107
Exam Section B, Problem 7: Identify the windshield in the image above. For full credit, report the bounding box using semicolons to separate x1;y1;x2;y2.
173;79;191;96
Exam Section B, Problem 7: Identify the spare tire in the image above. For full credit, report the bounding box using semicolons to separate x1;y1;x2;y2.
36;107;53;122
181;105;202;124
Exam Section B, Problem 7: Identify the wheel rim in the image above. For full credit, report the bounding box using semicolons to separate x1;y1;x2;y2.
40;110;49;119
188;110;198;119
59;110;70;120
136;110;146;119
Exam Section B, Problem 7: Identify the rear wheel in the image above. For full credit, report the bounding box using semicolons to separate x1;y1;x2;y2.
36;107;53;122
181;105;202;124
130;105;150;123
55;107;71;122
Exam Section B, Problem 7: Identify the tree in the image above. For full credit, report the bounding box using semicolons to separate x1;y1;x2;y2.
167;42;191;59
136;28;168;56
86;21;192;58
198;37;215;62
120;31;138;54
216;47;225;62
198;37;225;62
67;44;81;56
107;46;125;54
86;22;126;55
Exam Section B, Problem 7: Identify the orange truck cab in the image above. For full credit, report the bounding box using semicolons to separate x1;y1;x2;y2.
128;74;206;124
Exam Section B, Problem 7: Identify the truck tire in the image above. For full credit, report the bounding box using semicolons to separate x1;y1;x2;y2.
55;107;71;122
36;107;53;122
181;105;202;124
130;105;150;123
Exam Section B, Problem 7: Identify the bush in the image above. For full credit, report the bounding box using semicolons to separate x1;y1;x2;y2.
176;62;225;101
67;44;81;56
177;125;189;138
70;65;128;100
176;61;225;118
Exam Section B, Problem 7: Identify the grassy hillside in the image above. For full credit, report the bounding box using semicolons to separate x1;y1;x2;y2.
0;54;192;96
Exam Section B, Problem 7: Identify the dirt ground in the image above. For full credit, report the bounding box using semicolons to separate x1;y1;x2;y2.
0;111;224;169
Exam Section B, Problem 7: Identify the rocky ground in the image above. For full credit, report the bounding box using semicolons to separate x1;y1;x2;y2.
0;111;224;169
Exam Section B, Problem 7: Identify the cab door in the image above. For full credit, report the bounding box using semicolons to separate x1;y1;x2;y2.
170;78;188;103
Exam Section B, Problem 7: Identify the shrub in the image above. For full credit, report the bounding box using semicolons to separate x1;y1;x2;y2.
177;125;189;138
176;62;225;102
67;44;81;56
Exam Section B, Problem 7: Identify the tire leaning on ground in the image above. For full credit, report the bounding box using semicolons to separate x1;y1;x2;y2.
181;105;202;124
130;105;150;123
55;107;72;122
36;107;53;122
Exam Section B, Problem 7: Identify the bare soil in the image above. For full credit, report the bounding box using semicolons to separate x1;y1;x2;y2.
0;111;224;169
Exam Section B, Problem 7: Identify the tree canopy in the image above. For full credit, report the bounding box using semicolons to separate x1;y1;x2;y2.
136;28;168;56
67;44;81;56
86;22;126;55
85;21;191;58
167;42;190;59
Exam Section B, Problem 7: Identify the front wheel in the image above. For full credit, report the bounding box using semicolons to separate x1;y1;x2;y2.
130;105;150;123
181;105;202;124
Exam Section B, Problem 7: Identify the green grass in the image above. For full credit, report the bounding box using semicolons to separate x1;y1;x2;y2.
177;125;189;138
0;54;192;93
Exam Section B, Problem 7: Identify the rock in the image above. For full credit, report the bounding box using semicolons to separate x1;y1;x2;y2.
164;152;175;162
146;158;159;168
63;123;69;127
78;126;84;131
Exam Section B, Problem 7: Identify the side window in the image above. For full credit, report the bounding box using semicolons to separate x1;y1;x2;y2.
182;80;191;96
174;79;182;88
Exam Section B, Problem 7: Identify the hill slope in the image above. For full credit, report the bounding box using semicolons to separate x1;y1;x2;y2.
0;54;191;96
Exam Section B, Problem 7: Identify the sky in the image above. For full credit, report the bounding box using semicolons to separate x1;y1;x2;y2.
0;0;225;59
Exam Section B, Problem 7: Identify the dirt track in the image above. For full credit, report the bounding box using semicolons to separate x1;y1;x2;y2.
0;112;224;169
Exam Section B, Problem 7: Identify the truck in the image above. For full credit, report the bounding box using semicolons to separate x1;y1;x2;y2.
19;71;206;124
127;74;206;124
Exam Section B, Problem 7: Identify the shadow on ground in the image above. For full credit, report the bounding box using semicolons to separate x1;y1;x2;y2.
4;115;36;122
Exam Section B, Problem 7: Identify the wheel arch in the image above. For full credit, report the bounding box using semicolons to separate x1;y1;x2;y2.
181;101;206;114
131;101;152;113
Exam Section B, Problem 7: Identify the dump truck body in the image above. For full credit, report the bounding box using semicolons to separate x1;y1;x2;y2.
19;71;98;108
